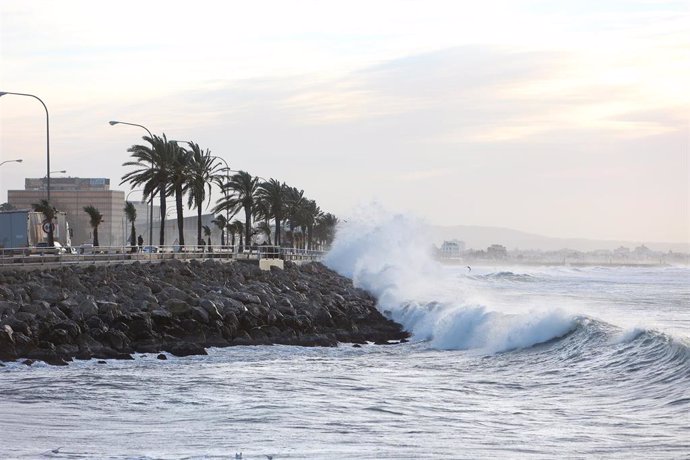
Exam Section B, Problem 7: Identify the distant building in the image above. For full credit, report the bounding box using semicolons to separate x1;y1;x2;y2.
633;245;654;258
8;177;125;247
440;240;465;258
487;244;508;259
613;246;630;258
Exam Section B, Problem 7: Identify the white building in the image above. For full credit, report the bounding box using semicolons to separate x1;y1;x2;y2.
440;240;465;258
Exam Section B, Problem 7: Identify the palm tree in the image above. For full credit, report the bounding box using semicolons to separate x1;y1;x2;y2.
167;142;190;247
253;198;272;244
314;212;338;249
284;186;304;247
202;225;212;246
229;219;244;247
295;199;322;250
124;201;137;248
83;205;104;247
184;142;222;249
256;179;286;246
256;221;272;245
215;171;259;249
211;214;228;246
121;133;174;246
32;199;56;247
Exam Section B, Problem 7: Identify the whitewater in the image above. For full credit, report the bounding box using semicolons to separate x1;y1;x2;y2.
1;214;688;458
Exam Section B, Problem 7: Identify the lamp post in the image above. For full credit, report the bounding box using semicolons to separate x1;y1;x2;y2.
109;120;154;248
0;159;23;167
0;92;50;201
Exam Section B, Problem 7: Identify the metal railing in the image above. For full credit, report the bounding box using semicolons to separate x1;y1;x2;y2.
0;244;325;268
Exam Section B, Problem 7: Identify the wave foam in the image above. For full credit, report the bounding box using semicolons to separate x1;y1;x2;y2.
323;207;576;353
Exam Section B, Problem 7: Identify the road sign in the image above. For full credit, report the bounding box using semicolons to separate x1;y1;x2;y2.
42;221;55;234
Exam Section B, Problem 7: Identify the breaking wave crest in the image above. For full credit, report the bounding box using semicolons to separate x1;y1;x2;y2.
323;210;577;352
323;208;690;374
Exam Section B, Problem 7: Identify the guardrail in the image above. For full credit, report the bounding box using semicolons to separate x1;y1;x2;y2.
0;244;325;268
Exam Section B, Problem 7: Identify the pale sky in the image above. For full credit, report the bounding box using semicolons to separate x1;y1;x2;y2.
0;0;688;243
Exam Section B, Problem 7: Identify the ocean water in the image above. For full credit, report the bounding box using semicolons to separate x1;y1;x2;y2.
1;216;689;459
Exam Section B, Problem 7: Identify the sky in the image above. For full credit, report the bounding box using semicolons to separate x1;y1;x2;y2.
0;0;688;244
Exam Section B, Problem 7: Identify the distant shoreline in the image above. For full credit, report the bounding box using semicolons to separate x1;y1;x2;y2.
437;259;682;268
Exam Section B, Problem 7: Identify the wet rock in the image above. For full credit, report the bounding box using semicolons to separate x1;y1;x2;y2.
157;353;167;360
166;342;208;357
0;261;409;365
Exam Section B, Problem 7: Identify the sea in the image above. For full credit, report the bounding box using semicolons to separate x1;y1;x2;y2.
1;215;689;459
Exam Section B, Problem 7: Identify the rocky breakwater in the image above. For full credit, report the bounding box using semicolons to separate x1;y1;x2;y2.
0;260;408;365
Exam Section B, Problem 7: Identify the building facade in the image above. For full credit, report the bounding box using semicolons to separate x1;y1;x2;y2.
440;239;466;258
8;177;125;247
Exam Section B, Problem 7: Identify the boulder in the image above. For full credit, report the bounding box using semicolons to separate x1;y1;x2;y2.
73;299;99;320
0;301;18;318
164;298;191;316
190;306;210;324
229;291;261;305
198;299;222;321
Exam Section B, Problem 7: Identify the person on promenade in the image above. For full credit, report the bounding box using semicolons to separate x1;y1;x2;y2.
137;235;143;252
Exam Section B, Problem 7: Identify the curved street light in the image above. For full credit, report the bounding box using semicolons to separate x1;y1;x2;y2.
0;159;23;167
0;92;51;201
109;120;154;247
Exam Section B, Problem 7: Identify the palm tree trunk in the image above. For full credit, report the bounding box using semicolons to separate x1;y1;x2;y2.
175;184;185;247
244;206;251;249
47;227;55;247
93;227;99;247
220;229;225;247
130;222;136;247
276;217;281;246
159;192;166;247
197;205;202;247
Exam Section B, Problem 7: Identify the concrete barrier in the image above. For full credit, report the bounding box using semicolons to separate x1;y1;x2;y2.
259;258;284;271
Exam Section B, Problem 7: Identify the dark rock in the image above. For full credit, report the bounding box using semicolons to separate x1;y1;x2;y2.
164;298;191;316
0;260;409;365
190;306;210;324
229;291;261;305
166;343;208;357
157;353;167;360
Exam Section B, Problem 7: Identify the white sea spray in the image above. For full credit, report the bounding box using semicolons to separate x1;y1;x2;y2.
324;206;576;352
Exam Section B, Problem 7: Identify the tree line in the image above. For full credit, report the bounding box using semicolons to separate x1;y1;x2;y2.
120;134;338;250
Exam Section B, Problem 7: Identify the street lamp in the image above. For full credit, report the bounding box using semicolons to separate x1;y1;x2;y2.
0;92;51;201
109;120;155;247
0;159;23;167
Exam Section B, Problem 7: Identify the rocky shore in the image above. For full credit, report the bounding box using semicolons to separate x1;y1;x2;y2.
0;260;408;366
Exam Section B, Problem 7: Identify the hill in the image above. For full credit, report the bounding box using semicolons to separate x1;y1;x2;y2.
429;225;689;253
